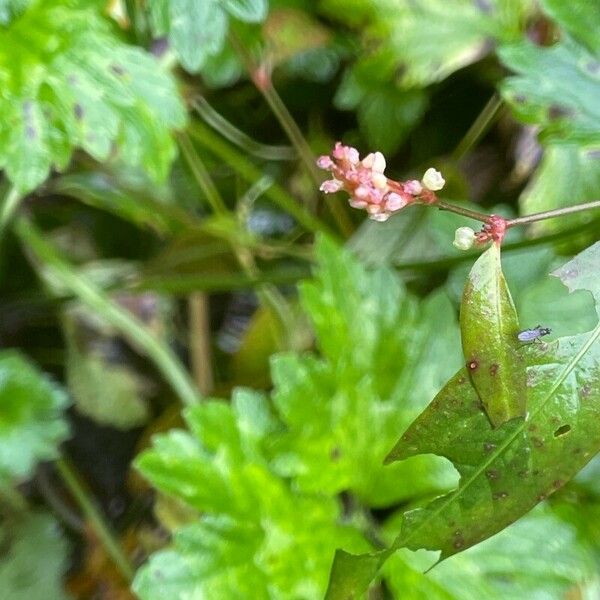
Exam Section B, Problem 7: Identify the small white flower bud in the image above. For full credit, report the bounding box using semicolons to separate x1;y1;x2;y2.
453;227;476;251
362;152;386;173
421;168;445;191
371;172;388;190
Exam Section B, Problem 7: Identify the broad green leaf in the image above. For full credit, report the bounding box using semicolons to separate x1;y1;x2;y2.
518;145;600;235
460;243;526;427
221;0;268;23
326;241;600;599
323;0;532;88
383;507;599;599
0;0;186;193
134;390;367;599
499;0;600;146
148;0;228;72
270;237;461;506
0;512;70;600
0;351;70;483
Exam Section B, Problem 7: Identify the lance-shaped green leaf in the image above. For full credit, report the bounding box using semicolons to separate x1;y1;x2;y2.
460;243;526;427
326;241;600;599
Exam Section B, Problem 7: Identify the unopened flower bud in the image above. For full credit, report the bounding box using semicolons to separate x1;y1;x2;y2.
385;192;408;212
320;179;343;193
404;180;422;195
453;227;476;250
316;155;334;170
422;168;445;191
371;172;388;190
362;152;386;173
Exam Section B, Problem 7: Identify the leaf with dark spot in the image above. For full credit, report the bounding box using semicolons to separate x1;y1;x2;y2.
326;241;600;599
460;243;526;427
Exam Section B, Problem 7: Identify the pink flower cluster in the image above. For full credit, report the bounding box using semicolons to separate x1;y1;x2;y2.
317;143;428;222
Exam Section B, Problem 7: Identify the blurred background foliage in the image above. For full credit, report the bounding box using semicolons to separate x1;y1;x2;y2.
0;0;599;598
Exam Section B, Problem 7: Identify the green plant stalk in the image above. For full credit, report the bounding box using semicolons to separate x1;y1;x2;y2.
451;94;504;163
180;140;292;348
55;458;135;582
189;120;339;239
15;216;201;407
226;33;354;238
192;96;296;161
0;186;22;236
506;200;600;226
178;132;228;215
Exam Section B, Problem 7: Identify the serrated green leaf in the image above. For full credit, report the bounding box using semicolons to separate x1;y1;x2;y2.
460;244;526;427
384;507;599;599
0;0;186;193
0;351;70;483
134;390;367;599
147;0;228;72
270;237;461;506
326;241;600;599
220;0;268;23
0;512;70;600
325;0;532;88
500;34;600;145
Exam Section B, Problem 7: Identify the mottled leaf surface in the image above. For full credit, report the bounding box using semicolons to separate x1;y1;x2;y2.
0;0;186;193
500;0;600;145
460;243;526;427
0;351;70;483
326;241;600;599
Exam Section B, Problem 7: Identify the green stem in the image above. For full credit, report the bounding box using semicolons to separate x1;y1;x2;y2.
189;120;339;239
452;94;504;162
16;216;201;407
0;186;22;235
436;199;491;223
506;199;600;227
192;96;296;161
228;33;354;238
178;132;228;214
55;458;135;582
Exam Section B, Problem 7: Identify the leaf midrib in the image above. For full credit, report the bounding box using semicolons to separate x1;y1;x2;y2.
392;320;600;553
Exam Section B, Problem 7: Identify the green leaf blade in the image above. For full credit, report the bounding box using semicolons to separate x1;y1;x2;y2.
328;241;600;598
0;350;70;483
460;244;526;427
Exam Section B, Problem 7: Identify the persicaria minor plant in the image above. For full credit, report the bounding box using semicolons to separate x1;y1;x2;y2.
317;144;600;598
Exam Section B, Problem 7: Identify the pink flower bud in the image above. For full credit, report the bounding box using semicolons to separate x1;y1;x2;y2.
332;142;359;164
316;155;334;170
385;192;408;212
320;179;343;193
404;180;423;195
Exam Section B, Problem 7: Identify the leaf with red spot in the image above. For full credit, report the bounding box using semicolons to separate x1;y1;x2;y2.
460;243;526;427
325;241;600;599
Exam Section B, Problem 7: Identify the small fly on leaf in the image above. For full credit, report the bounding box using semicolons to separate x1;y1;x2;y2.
517;325;551;343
